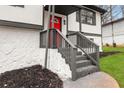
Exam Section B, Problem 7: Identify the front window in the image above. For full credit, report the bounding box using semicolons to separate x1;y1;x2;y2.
76;8;96;25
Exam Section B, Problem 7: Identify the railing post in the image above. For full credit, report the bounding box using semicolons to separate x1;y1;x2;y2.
52;29;57;48
96;46;100;68
51;5;55;48
68;32;100;67
70;48;77;81
44;5;51;68
79;9;82;32
40;32;42;48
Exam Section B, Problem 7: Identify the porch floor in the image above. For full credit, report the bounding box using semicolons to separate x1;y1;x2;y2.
63;72;119;88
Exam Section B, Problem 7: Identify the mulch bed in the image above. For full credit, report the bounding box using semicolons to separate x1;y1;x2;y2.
0;65;63;88
100;51;121;58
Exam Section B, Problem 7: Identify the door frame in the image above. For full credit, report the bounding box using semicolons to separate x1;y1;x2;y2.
50;15;62;31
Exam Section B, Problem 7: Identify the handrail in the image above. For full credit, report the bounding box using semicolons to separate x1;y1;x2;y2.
53;29;77;80
67;31;78;36
54;29;77;49
77;45;98;66
67;31;99;47
78;32;99;47
40;28;77;80
41;29;76;49
40;30;47;33
67;31;99;66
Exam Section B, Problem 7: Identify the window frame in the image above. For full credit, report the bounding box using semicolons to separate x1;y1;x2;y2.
76;8;96;25
10;5;24;8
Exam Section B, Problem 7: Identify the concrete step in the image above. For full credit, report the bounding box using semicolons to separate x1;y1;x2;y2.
76;60;92;68
76;55;87;61
76;65;99;78
65;55;88;64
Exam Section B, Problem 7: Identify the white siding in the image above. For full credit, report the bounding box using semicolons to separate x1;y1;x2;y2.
103;37;113;45
102;24;112;37
113;20;124;35
68;11;101;34
102;19;124;46
0;5;103;80
114;35;124;45
102;24;113;45
0;26;71;80
0;5;43;25
68;11;102;50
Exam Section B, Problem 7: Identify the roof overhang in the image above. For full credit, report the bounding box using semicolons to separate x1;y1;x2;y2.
83;5;107;14
102;17;124;27
44;5;80;15
0;19;43;30
44;5;106;15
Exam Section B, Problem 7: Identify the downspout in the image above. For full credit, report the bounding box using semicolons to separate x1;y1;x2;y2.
101;14;104;47
111;22;115;47
51;5;55;48
110;5;115;47
44;5;51;68
66;15;68;35
79;9;82;32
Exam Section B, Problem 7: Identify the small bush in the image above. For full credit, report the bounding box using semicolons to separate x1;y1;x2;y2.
113;43;116;47
106;43;110;47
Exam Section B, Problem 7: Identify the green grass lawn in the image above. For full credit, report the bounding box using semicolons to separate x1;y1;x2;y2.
100;47;124;88
103;47;124;52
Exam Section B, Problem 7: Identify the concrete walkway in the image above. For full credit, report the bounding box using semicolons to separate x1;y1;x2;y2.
64;72;119;88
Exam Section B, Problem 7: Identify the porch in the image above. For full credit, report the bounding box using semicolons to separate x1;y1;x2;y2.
40;5;100;81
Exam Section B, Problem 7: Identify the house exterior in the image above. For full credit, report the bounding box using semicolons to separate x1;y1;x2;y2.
102;17;124;47
0;5;105;81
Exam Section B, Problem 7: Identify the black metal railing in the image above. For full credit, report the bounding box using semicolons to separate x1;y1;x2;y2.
67;31;99;66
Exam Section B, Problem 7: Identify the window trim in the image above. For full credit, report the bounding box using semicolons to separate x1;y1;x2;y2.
76;8;96;25
10;5;24;8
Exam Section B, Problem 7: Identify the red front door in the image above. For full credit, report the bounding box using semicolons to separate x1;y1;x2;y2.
49;16;61;48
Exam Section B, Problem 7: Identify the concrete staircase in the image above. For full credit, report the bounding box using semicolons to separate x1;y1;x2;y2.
58;48;99;80
40;29;99;81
